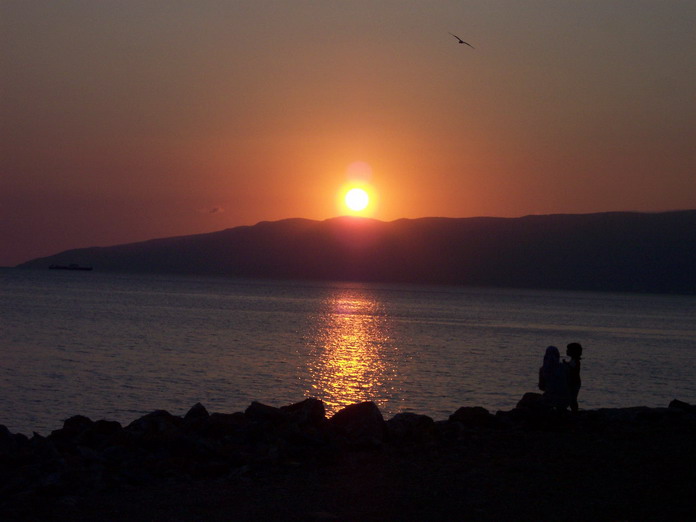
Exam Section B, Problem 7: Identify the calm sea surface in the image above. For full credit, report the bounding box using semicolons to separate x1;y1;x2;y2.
1;269;695;435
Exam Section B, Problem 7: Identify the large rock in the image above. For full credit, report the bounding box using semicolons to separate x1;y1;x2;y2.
245;401;290;425
0;424;28;455
515;392;545;410
668;399;696;414
76;419;123;448
386;412;435;444
327;402;386;446
48;415;94;448
125;410;183;440
449;406;498;428
184;402;210;421
196;412;247;439
280;398;326;427
497;392;574;428
46;415;123;452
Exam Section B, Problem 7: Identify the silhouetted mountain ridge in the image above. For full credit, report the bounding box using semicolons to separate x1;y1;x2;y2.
17;211;696;293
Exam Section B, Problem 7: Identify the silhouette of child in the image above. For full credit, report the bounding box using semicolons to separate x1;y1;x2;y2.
565;342;582;412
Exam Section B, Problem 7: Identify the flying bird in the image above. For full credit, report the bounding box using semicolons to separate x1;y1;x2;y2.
449;32;474;49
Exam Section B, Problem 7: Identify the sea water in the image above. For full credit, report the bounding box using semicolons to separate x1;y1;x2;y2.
1;268;695;435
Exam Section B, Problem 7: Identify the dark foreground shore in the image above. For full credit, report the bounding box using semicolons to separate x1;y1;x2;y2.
2;397;696;521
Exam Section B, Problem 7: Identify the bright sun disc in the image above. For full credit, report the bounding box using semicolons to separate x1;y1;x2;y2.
345;188;369;211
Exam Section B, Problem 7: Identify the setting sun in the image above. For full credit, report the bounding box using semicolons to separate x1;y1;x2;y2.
345;188;369;212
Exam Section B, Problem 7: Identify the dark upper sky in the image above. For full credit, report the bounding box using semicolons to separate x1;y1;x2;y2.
2;1;695;266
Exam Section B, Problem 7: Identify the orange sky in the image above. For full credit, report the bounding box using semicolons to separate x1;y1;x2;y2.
2;1;695;266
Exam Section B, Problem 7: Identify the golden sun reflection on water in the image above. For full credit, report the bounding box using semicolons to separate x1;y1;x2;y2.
305;289;396;416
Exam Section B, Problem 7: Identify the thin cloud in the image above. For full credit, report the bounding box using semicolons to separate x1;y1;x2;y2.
197;206;225;215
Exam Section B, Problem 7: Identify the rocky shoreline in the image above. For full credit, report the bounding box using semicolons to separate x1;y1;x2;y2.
2;396;696;521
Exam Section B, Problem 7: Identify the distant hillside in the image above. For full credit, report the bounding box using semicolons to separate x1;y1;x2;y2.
17;211;696;294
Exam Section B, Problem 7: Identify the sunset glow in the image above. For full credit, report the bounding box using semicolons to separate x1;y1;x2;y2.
345;188;369;212
2;2;694;266
338;181;378;216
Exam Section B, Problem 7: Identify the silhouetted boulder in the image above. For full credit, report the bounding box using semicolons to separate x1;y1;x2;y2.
0;425;28;455
386;412;435;444
280;398;326;427
185;402;210;421
506;392;551;422
200;412;247;439
125;410;183;440
51;415;94;442
497;392;575;428
76;419;122;448
668;399;696;414
327;402;386;446
2;398;696;519
245;401;290;425
592;407;660;425
28;432;62;463
449;406;498;428
515;392;544;410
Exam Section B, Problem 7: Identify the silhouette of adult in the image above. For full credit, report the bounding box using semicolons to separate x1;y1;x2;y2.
538;346;570;410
